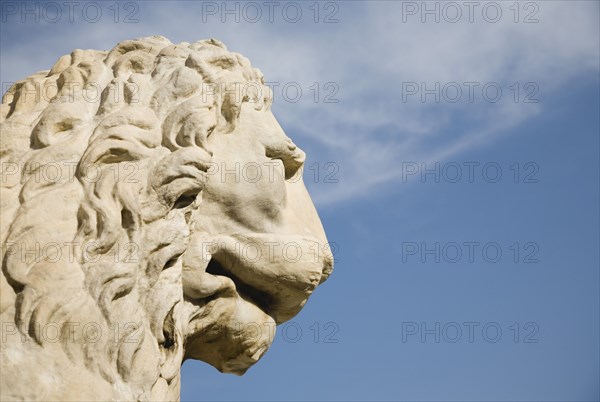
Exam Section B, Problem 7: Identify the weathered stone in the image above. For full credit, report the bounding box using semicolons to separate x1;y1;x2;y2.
0;36;332;401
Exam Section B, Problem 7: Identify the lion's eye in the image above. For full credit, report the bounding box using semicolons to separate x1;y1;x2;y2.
173;191;198;209
163;256;180;270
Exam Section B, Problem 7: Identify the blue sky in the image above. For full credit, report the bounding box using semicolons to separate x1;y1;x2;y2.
1;1;599;400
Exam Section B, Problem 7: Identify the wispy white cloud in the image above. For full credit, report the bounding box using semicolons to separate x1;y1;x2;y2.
1;1;598;206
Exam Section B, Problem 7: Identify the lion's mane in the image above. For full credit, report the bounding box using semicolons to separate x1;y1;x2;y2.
0;35;272;395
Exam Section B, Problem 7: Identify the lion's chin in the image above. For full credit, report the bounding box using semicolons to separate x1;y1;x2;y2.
182;294;276;375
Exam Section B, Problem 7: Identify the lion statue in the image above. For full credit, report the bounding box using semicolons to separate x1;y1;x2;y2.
0;36;333;401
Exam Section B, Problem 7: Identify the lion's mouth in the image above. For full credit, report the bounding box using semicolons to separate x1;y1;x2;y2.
204;257;274;316
200;233;332;323
159;231;333;343
173;232;332;373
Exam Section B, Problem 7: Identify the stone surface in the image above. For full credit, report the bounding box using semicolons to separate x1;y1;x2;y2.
0;36;333;401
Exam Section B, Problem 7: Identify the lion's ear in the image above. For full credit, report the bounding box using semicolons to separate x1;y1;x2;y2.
149;147;212;213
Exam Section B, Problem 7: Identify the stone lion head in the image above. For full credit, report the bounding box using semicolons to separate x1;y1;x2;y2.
0;36;333;401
